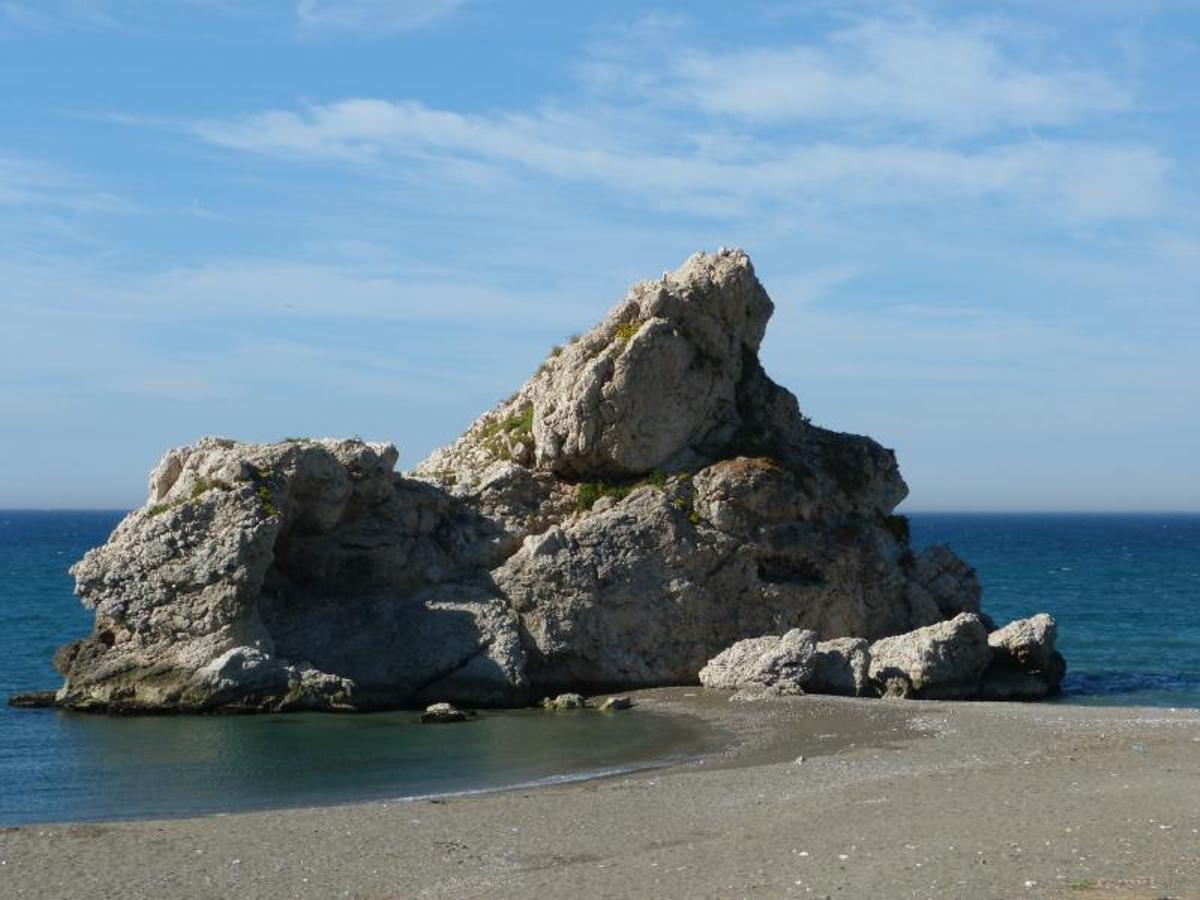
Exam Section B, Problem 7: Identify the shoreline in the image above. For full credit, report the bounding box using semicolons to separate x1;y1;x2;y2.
0;699;722;828
2;691;1199;898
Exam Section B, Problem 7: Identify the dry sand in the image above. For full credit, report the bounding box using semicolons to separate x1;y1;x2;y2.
2;690;1199;899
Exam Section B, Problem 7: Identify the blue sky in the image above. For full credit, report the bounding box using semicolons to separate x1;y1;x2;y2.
1;0;1197;511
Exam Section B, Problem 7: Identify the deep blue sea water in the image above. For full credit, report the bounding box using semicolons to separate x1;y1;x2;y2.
909;513;1200;707
1;510;1197;824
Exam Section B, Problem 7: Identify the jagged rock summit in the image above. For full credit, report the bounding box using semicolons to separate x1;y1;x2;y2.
36;249;1063;712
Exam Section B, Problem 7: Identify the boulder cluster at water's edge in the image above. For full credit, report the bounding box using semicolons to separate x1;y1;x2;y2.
19;249;1064;712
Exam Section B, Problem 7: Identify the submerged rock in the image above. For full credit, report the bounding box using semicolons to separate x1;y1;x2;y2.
420;702;473;724
543;693;587;711
599;696;633;711
30;248;1063;712
7;690;58;708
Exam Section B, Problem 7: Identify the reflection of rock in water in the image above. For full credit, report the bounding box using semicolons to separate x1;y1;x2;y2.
37;248;1060;712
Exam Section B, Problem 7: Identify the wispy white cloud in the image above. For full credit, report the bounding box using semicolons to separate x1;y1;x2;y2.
0;0;118;32
0;153;136;214
0;255;588;328
657;18;1131;134
294;0;464;35
0;0;462;38
190;98;1167;222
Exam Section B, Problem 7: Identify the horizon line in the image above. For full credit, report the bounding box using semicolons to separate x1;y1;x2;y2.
2;507;1198;516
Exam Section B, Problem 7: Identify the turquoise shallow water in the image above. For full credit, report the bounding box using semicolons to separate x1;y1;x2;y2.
0;705;707;826
0;511;708;826
2;510;1198;824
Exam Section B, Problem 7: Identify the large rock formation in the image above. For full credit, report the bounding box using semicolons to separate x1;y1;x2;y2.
59;438;527;711
36;249;1061;712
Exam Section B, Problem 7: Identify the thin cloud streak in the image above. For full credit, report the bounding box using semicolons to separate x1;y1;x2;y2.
660;18;1130;133
190;99;1168;222
294;0;464;35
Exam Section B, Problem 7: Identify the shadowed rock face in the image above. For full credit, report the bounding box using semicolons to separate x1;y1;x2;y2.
60;438;527;712
42;248;1010;712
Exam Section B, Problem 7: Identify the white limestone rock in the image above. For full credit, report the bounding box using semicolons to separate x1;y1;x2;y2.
868;613;993;700
58;437;527;712
978;613;1066;700
42;249;1024;713
699;629;818;695
420;702;473;723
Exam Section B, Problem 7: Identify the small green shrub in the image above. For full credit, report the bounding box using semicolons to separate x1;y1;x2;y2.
190;476;211;500
508;406;533;439
241;464;279;516
575;471;669;512
575;482;610;512
482;406;535;460
257;483;278;517
612;319;643;348
550;345;563;357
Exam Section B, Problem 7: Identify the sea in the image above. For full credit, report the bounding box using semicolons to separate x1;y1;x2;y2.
1;510;1197;825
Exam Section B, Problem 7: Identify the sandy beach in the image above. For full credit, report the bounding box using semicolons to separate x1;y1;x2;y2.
2;691;1198;899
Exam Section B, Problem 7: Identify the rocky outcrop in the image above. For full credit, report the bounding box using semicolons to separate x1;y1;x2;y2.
698;629;817;695
696;610;1063;701
58;438;527;712
868;613;993;699
979;614;1066;700
36;248;1062;712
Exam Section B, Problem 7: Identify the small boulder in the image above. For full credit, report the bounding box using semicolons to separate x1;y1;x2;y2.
598;696;633;711
699;629;817;694
420;702;472;724
868;613;991;700
7;690;58;708
543;692;587;710
978;613;1066;700
807;638;871;697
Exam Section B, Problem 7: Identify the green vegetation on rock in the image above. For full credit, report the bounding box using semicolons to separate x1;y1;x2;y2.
575;470;669;512
481;406;535;461
190;476;211;500
612;318;643;348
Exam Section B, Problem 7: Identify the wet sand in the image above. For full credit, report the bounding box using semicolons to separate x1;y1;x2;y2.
2;690;1199;899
